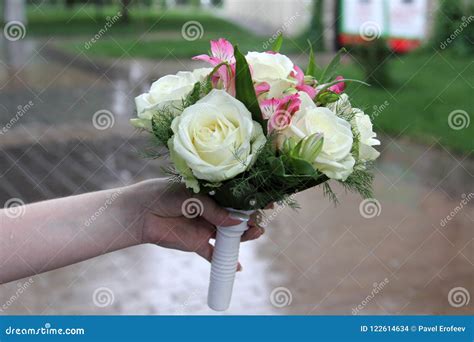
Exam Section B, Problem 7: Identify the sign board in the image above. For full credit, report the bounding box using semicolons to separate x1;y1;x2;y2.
339;0;428;52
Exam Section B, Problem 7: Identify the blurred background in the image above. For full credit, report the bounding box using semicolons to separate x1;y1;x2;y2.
0;0;472;315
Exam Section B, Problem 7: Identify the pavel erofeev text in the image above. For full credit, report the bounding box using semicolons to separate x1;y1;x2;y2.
416;325;466;333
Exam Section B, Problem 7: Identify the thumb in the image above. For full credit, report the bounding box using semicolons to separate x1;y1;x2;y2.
196;195;248;227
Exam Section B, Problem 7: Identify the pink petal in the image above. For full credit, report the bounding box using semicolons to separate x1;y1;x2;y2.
268;110;292;131
210;38;235;64
291;65;305;85
296;84;317;99
192;54;222;66
328;76;345;94
255;82;270;96
211;63;236;96
260;97;281;119
278;94;301;116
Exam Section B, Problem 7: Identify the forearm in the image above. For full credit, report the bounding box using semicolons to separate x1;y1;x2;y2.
0;184;144;284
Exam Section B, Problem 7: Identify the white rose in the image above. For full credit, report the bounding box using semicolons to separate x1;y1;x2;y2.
282;92;355;180
246;51;295;98
352;109;380;162
170;89;266;185
134;68;212;121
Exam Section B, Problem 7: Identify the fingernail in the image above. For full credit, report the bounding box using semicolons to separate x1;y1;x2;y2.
229;212;249;222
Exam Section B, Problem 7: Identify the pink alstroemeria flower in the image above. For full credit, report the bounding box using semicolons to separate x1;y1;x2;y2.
328;76;345;94
291;65;317;99
193;38;236;95
193;38;235;65
261;94;301;132
255;82;271;97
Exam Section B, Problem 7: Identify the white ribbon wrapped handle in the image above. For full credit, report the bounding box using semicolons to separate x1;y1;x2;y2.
207;209;253;311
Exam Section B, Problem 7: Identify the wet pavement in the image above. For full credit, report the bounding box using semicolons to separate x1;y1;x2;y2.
0;38;472;315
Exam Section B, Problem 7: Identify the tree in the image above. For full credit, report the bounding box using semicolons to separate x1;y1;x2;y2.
432;0;474;55
121;0;132;23
307;0;325;51
349;39;393;88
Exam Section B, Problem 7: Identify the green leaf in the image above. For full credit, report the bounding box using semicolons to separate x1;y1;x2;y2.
151;108;174;145
268;156;286;176
292;134;323;162
306;39;322;78
315;90;340;105
188;81;201;100
286;156;318;177
282;136;298;155
181;81;203;108
320;47;347;83
298;133;324;161
272;33;283;52
207;62;230;83
234;45;266;134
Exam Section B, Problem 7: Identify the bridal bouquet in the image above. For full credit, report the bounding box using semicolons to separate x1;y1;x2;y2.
131;37;380;310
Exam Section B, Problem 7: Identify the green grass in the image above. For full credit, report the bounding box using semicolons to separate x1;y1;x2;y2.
339;50;473;154
23;5;245;36
19;4;305;58
61;35;305;59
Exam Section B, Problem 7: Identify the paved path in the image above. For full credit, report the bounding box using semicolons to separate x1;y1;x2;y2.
0;39;472;315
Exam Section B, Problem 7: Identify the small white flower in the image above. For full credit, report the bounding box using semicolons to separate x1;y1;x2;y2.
352;109;380;162
133;68;212;126
327;93;352;117
245;51;296;98
170;89;266;187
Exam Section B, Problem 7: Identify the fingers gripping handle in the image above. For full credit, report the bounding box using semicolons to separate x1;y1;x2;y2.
207;210;252;311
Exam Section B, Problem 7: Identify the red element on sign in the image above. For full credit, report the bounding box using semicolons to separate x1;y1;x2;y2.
338;34;421;54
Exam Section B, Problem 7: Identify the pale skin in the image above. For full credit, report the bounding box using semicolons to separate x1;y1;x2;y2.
0;179;265;285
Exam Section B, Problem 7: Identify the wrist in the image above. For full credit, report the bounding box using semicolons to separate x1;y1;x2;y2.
123;179;167;245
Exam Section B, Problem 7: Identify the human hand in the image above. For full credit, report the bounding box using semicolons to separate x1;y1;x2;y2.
129;179;265;270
